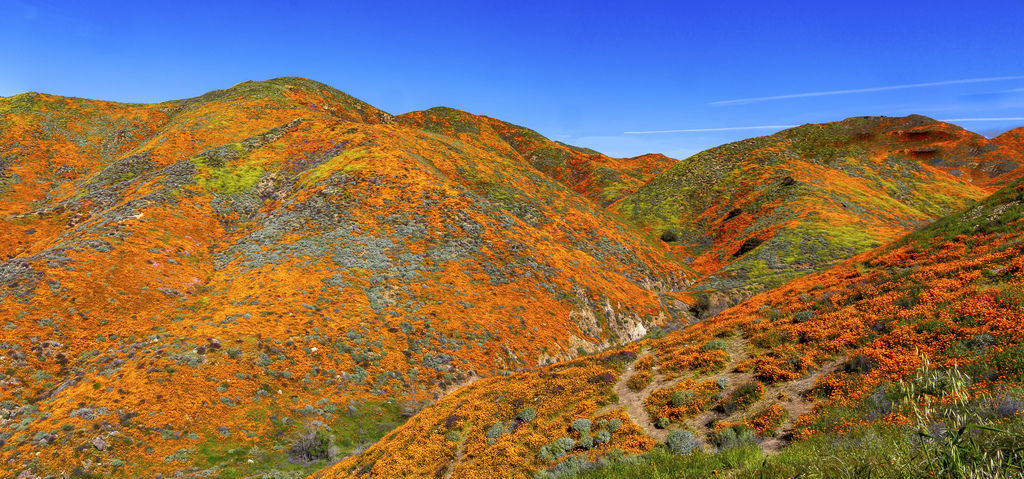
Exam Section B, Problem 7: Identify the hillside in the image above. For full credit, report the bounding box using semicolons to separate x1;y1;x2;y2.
326;174;1024;478
2;78;1023;479
395;108;677;206
0;78;689;478
614;115;1024;308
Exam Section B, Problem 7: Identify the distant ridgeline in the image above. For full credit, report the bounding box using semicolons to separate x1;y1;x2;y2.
1;78;1022;477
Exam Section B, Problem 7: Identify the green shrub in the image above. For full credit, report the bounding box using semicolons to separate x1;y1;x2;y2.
993;344;1024;381
672;390;695;407
645;327;667;340
517;407;537;422
571;418;592;435
792;310;814;323
486;421;506;444
712;425;756;451
842;353;875;374
287;424;335;464
539;437;577;461
666;429;701;455
719;381;764;414
701;340;728;352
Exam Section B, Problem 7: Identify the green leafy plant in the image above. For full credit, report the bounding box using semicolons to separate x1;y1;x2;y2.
896;354;1024;477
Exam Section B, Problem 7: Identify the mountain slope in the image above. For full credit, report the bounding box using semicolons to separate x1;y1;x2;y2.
4;79;1022;478
396;107;677;206
326;175;1024;478
614;115;1024;307
0;79;688;478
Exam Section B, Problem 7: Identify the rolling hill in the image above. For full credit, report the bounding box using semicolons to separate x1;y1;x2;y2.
1;78;1022;478
326;172;1024;479
614;115;1024;311
0;78;688;478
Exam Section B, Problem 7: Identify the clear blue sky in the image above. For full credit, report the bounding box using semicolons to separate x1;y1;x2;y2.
3;0;1023;158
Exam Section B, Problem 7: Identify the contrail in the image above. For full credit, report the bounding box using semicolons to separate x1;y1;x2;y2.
711;76;1024;106
625;125;798;134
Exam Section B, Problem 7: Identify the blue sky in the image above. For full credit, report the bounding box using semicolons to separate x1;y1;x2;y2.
2;0;1023;159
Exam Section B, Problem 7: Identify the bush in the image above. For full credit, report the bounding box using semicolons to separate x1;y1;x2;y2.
486;421;506;444
666;430;700;455
539;437;578;461
672;390;694;407
594;430;611;444
712;425;756;450
607;419;622;432
842;353;875;374
553;437;575;451
518;407;537;422
656;417;670;429
645;327;667;340
571;418;592;435
792;310;814;323
660;230;678;242
287;424;336;464
991;394;1024;419
701;340;728;352
627;372;652;391
993;344;1024;381
894;355;1024;477
719;381;764;414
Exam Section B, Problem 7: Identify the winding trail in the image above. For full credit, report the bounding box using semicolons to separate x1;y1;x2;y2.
605;336;845;453
758;358;843;452
441;426;468;479
609;349;667;441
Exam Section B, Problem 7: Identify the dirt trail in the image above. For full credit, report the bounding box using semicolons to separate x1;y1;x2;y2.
610;349;669;441
608;337;843;454
609;337;750;443
758;358;843;452
684;338;753;442
441;427;468;479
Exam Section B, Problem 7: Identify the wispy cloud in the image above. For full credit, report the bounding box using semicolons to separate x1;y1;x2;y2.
940;117;1024;122
625;125;798;134
711;76;1024;106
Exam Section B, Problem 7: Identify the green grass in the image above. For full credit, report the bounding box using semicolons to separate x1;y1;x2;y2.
196;164;265;194
551;357;1024;479
550;419;1024;479
901;178;1024;246
303;148;368;184
177;399;408;478
549;445;762;479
